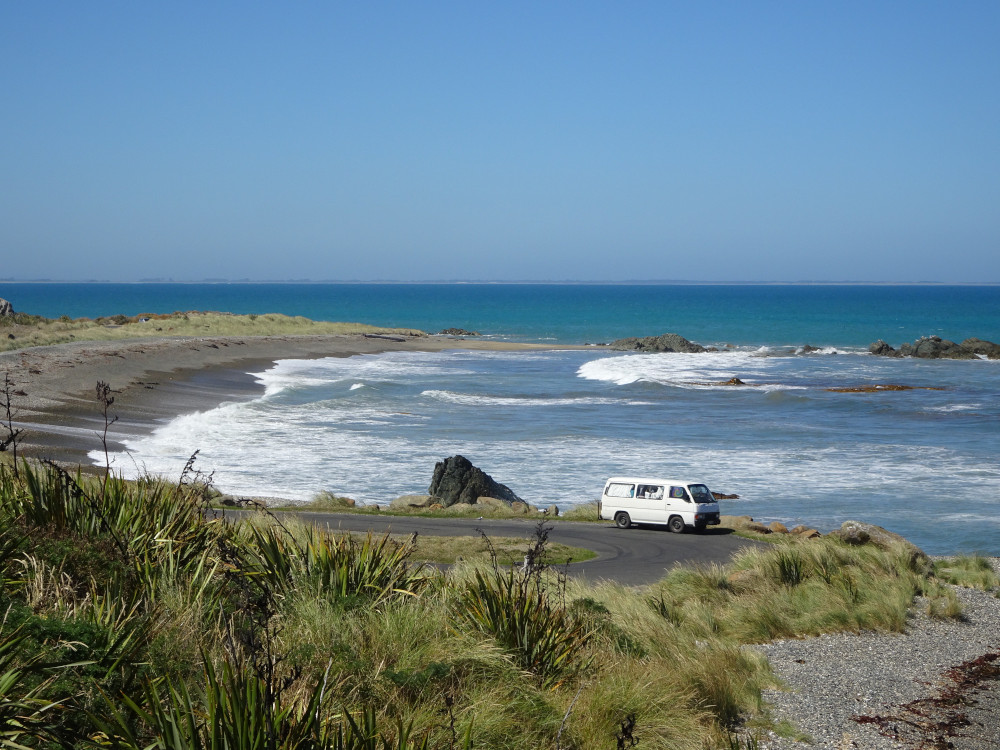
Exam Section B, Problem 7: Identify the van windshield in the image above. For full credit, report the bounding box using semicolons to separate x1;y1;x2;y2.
688;484;713;503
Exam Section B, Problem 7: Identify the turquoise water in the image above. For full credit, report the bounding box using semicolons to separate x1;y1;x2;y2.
5;282;999;554
5;282;1000;347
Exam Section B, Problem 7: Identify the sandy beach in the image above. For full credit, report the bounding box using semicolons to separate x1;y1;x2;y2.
0;333;563;468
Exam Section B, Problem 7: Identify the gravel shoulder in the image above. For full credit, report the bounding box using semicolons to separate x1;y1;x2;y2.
755;560;1000;750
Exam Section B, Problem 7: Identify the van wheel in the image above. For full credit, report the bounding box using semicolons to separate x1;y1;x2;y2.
668;516;685;534
614;512;632;529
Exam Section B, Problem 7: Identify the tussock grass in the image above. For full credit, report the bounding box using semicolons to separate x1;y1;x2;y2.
0;310;424;352
559;502;600;521
933;554;999;590
0;460;989;749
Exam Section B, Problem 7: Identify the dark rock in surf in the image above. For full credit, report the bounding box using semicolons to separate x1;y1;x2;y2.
961;338;1000;359
868;335;1000;360
609;332;706;353
438;328;480;336
907;336;973;359
427;455;523;507
868;340;899;357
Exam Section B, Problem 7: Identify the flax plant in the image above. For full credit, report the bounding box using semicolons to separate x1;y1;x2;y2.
454;563;592;689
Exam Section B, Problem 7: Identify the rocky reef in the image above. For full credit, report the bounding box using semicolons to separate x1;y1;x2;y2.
868;336;1000;360
608;332;708;353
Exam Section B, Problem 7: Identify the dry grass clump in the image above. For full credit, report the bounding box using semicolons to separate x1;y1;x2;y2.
0;460;988;749
0;310;424;352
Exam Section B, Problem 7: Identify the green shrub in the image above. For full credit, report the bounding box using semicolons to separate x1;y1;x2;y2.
454;566;591;688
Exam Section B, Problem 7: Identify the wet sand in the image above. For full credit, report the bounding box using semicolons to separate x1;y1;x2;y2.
0;334;566;468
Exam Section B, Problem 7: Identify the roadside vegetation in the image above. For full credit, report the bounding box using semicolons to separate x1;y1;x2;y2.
0;452;996;750
0;310;424;352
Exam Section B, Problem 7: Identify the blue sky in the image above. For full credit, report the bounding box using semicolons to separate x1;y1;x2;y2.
2;2;998;282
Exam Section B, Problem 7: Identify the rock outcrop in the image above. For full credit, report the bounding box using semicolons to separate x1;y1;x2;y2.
868;336;1000;360
961;338;1000;359
427;455;523;507
438;328;480;336
0;299;13;317
608;332;707;353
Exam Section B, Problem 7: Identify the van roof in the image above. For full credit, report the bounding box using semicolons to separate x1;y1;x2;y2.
604;477;705;486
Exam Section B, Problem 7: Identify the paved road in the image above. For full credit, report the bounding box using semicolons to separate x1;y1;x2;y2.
246;511;765;586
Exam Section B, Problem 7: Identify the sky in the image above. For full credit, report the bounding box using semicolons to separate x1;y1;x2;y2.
2;2;999;283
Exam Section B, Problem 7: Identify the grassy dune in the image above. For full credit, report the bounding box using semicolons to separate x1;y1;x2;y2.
1;458;995;750
0;310;424;352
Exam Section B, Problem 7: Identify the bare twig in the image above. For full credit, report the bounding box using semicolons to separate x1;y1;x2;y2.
95;381;119;498
555;682;586;750
1;373;24;477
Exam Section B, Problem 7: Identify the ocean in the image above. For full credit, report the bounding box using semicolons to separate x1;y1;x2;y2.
5;282;1000;555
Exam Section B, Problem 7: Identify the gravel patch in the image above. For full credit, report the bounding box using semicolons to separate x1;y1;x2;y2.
754;559;1000;750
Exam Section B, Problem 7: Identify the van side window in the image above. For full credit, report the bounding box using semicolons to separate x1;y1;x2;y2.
606;483;635;499
669;486;688;501
640;485;664;499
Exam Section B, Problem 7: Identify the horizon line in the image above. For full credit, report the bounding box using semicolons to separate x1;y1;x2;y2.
3;279;999;286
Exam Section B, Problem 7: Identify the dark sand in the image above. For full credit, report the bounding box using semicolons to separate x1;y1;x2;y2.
1;333;566;467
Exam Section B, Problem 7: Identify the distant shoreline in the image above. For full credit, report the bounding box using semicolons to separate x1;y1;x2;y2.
4;279;999;286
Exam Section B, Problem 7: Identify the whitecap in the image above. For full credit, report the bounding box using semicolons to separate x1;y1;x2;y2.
421;390;624;407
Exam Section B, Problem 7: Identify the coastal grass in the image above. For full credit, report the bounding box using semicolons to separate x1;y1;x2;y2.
932;554;999;591
0;310;424;352
0;461;993;750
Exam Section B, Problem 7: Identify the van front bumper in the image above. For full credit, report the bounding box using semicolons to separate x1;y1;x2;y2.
695;513;721;526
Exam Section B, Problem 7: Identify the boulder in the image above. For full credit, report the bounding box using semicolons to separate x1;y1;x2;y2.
911;336;973;360
789;525;821;538
868;340;898;357
608;332;706;353
545;504;560;517
510;501;529;514
428;455;523;507
829;520;928;568
475;496;507;509
961;338;1000;360
744;522;772;534
390;494;438;510
0;298;13;317
767;521;789;534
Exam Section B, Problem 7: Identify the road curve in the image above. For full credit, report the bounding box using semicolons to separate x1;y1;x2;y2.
245;511;766;586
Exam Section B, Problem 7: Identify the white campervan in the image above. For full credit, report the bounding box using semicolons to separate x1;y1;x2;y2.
598;477;721;532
